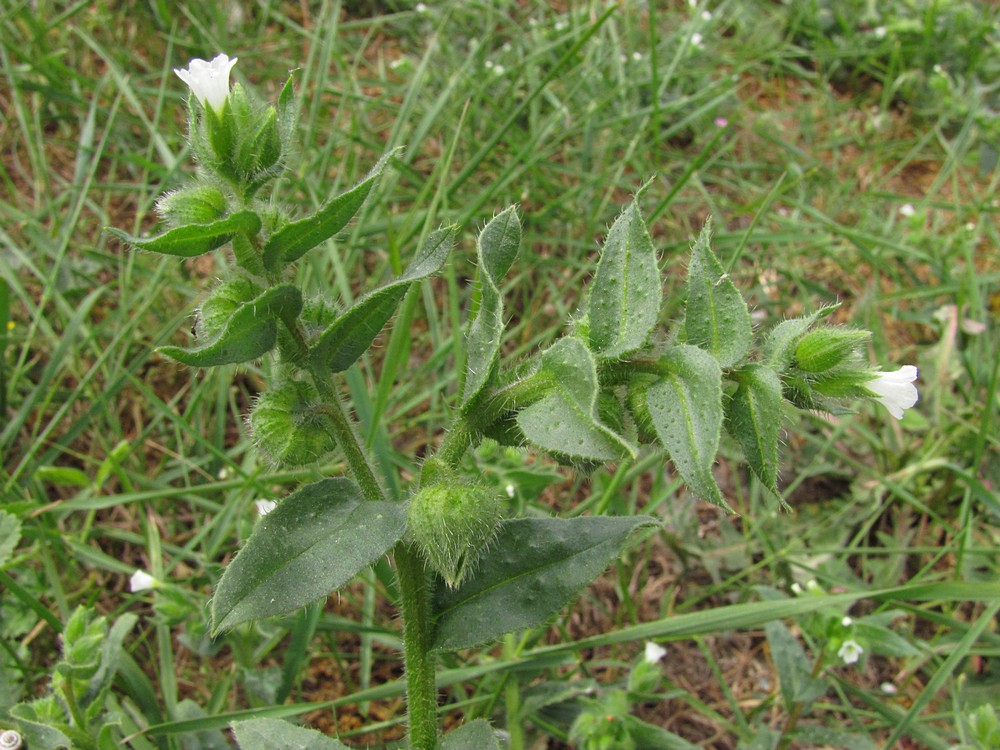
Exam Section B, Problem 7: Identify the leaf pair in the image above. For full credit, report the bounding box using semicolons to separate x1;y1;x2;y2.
211;478;655;655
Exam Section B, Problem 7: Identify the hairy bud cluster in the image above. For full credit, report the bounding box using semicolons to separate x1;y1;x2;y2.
247;380;335;466
407;481;503;588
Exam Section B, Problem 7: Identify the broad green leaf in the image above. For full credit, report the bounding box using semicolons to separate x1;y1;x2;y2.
263;149;397;269
765;620;826;710
212;479;406;633
158;284;302;367
726;364;783;498
232;718;350;749
440;719;502;750
463;206;521;406
761;305;838;372
311;227;454;372
0;509;22;566
645;345;729;510
588;188;660;359
684;220;751;368
11;698;74;749
106;211;261;258
432;515;657;651
517;337;635;462
174;700;230;750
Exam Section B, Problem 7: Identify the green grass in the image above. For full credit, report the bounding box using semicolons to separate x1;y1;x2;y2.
1;0;998;747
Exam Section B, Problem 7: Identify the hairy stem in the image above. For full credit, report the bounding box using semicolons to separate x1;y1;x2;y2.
395;543;439;749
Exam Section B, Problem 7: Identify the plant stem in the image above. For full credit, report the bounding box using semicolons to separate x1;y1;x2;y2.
395;543;439;749
310;366;385;504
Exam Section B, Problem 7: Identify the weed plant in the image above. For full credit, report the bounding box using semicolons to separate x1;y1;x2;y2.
1;1;997;748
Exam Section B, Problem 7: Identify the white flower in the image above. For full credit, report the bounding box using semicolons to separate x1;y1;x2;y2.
841;616;853;627
880;682;898;694
791;582;804;595
867;366;919;419
129;569;157;592
691;32;704;46
874;26;887;38
505;483;516;499
255;499;277;516
415;2;428;13
838;639;864;665
702;10;712;20
174;53;238;113
644;641;667;664
899;203;915;217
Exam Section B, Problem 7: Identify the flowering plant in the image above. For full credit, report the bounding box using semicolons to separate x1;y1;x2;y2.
108;53;919;748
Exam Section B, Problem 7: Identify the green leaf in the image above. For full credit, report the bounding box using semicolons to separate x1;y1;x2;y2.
463;206;521;406
212;479;406;634
106;210;261;258
82;613;138;710
263;149;397;269
11;698;73;749
231;718;350;749
684;220;751;368
645;345;729;510
0;509;22;567
761;305;838;372
311;227;454;373
517;337;636;462
588;187;660;359
765;620;827;710
440;719;502;750
158;284;303;367
726;364;783;499
432;515;657;651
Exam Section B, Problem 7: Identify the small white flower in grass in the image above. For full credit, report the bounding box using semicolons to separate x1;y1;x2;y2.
632;51;643;61
173;53;238;113
644;641;667;664
874;26;887;38
867;366;919;420
880;682;898;694
838;639;864;665
415;2;428;13
130;569;157;593
505;483;516;499
899;203;915;217
702;10;712;21
255;499;277;516
842;616;853;627
791;582;804;595
691;32;704;47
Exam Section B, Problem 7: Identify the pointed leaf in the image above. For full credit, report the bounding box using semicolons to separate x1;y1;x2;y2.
726;364;783;498
158;284;302;367
588;187;660;359
645;345;729;510
517;338;635;462
263;149;397;269
106;211;261;258
432;515;657;651
463;206;521;406
684;220;751;368
212;478;407;633
765;621;827;709
311;227;454;372
440;719;502;750
232;718;350;750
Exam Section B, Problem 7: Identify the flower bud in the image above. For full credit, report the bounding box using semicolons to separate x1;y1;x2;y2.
156;184;228;227
407;481;503;588
793;328;870;373
247;380;335;466
196;278;262;341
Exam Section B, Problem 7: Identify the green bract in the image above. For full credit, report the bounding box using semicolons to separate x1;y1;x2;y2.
247;380;335;466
